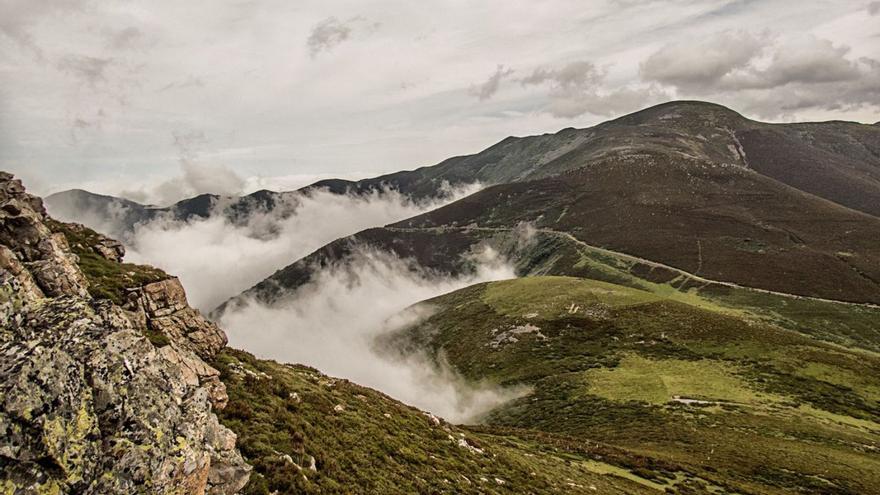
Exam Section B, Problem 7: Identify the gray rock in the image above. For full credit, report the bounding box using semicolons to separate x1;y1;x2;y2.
0;172;251;493
128;277;228;360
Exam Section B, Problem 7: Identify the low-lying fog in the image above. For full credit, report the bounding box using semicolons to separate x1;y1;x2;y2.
220;248;526;422
48;184;526;422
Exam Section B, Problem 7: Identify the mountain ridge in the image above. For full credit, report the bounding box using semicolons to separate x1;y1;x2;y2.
45;100;880;241
3;172;694;494
219;101;880;311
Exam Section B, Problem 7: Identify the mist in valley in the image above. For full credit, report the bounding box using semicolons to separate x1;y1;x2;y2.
47;183;528;422
219;247;527;422
48;184;480;311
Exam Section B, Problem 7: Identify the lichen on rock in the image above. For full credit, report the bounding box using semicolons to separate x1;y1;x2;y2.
0;172;251;493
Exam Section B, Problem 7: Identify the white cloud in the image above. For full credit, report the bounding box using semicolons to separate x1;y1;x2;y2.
50;175;521;420
521;60;666;117
116;130;248;205
121;183;483;310
640;31;766;89
640;32;880;116
219;247;524;422
2;0;879;193
521;61;603;90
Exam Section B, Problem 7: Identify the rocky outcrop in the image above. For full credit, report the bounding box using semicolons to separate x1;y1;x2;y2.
129;278;227;360
62;222;126;263
0;172;250;493
0;173;89;300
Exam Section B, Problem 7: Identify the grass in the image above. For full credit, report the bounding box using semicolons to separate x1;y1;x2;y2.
395;276;880;494
483;276;660;318
580;354;777;406
212;348;657;494
46;219;168;304
519;230;880;352
705;288;880;352
579;460;669;491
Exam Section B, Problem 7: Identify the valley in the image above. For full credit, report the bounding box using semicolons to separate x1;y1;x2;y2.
5;101;880;494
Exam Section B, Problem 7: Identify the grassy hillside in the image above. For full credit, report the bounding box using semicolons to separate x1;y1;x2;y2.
394;155;880;304
225;224;880;355
388;276;880;494
213;348;676;494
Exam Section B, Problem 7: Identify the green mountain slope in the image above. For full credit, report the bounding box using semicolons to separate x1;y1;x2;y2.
386;276;880;494
213;348;673;494
224;101;880;311
221;222;880;356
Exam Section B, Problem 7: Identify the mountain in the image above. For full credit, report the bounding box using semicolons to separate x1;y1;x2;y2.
12;176;659;493
207;101;880;493
223;101;880;310
5;177;706;493
15;99;880;493
44;188;302;240
384;276;880;494
316;101;880;216
47;101;880;251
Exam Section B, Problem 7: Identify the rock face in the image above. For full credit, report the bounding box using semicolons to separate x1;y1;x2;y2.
0;172;250;493
0;173;89;300
62;222;126;263
130;277;228;360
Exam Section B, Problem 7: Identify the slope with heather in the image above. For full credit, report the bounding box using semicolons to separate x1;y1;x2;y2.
385;276;880;494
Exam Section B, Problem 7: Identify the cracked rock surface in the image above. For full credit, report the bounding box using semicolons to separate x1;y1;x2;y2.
0;172;250;494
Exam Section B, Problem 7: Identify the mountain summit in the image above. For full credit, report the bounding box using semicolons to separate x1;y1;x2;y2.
6;99;880;493
223;101;880;311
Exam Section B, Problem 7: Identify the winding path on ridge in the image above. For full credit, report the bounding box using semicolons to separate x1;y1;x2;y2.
385;225;880;310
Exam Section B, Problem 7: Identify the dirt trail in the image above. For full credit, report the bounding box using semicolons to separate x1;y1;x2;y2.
385;225;880;310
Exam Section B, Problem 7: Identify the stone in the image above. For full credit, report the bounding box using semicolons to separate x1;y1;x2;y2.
0;172;251;493
0;176;89;299
133;277;228;359
62;222;126;262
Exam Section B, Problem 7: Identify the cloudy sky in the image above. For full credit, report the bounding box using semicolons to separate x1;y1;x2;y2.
2;0;879;204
